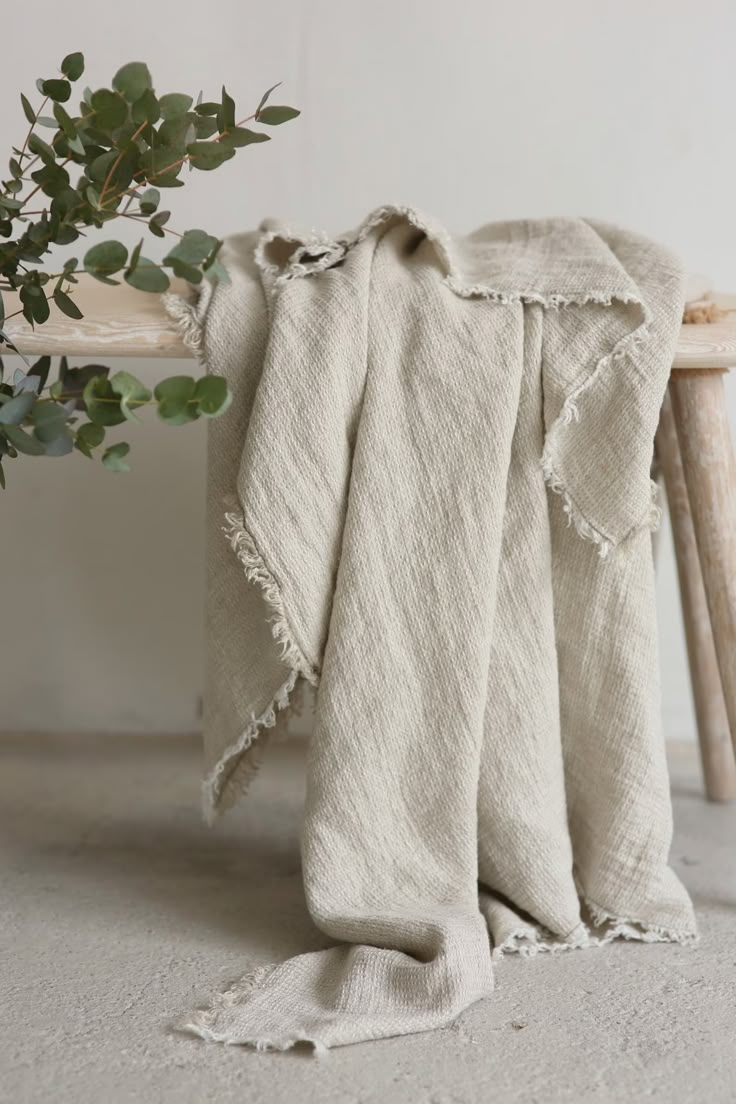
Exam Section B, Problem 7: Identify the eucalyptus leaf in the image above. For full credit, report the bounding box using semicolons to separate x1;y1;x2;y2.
20;93;36;125
87;150;118;182
194;115;219;139
140;146;184;186
203;258;230;285
32;402;69;442
219;127;270;149
102;441;130;471
83;374;127;426
110;369;152;420
39;79;71;104
27;132;56;165
44;427;75;456
154;374;198;425
256;82;281;116
159;93;193;119
165;228;218;265
14;374;41;394
61;52;85;81
83;239;128;278
3;423;46;455
90;88;128;131
165;257;203;284
28;356;51;389
139;187;160;215
186;140;234;171
76;421;105;449
112;62;152;103
194;374;231;417
158;114;197;152
56;362;109;405
0;391;35;425
53;288;84;319
19;284;50;325
53;101;77;138
124;259;169;293
131;88;160;126
220;86;236;130
257;105;300;125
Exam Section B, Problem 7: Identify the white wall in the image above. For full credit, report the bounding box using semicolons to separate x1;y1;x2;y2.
1;0;734;736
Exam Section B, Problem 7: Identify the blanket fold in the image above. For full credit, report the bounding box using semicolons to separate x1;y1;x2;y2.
165;207;696;1053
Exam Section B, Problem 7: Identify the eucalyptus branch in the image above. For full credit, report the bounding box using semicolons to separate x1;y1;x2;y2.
0;54;299;488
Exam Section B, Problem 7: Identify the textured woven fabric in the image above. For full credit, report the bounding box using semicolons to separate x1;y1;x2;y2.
165;207;696;1053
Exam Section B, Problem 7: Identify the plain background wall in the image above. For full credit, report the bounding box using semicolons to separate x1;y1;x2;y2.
1;0;734;739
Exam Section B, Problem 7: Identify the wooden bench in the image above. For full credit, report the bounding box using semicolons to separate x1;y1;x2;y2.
3;280;736;801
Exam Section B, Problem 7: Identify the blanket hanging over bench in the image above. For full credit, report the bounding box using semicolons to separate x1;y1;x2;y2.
165;207;697;1053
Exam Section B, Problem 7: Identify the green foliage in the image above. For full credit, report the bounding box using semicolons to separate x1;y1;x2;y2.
257;105;300;125
0;53;299;487
101;441;130;471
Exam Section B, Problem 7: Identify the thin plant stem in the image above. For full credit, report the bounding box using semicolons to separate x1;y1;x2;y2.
99;120;148;204
18;95;49;161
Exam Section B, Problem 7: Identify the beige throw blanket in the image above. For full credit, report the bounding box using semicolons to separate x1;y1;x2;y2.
165;207;697;1053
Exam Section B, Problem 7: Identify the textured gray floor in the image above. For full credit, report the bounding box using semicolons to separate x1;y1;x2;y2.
1;733;734;1104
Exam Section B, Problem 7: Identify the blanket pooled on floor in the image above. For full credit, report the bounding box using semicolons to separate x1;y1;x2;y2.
165;207;697;1053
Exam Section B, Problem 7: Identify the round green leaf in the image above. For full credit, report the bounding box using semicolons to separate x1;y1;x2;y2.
165;229;218;265
77;421;105;448
40;79;71;104
83;374;127;426
158;115;197;152
45;427;75;456
102;442;130;471
193;375;232;418
139;187;160;215
112;62;152;103
19;285;51;326
87;150;118;182
140;147;184;186
186;141;235;171
61;52;85;81
131;89;160;126
154;375;198;425
109;370;152;420
32;402;69;442
165;257;203;284
0;391;35;425
84;240;128;278
90;88;128;131
159;93;193;119
194;115;219;139
124;260;170;293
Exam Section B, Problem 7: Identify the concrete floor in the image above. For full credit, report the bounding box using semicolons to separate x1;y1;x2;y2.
1;733;734;1104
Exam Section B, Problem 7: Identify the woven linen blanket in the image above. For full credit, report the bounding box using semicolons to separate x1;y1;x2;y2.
165;207;697;1053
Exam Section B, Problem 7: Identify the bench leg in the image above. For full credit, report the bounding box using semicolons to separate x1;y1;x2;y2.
656;389;736;800
669;369;736;782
